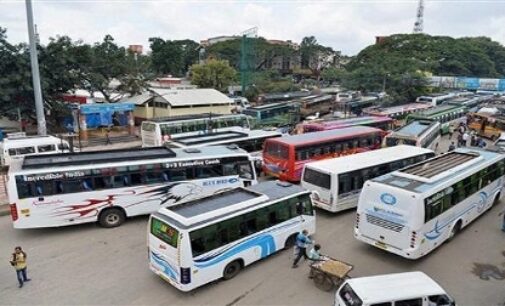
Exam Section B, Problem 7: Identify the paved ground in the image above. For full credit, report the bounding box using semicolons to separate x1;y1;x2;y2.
1;201;504;305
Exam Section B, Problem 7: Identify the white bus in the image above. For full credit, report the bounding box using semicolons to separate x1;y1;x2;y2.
335;272;455;306
385;120;441;150
0;135;71;167
141;114;254;147
355;148;505;259
165;127;282;172
301;145;435;212
148;181;316;292
8;146;257;229
416;93;455;106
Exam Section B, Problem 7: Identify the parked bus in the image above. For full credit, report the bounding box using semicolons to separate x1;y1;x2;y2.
0;135;72;167
299;94;334;118
8;146;257;229
148;180;315;291
385;120;441;150
301;145;434;212
141;114;254;147
362;103;432;120
406;104;467;134
300;116;394;133
415;93;455;106
262;126;384;182
165;128;282;171
243;102;300;128
355;148;505;259
257;91;311;104
468;112;505;141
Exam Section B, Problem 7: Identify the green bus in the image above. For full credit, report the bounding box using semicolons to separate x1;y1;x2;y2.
406;104;467;134
243;102;300;129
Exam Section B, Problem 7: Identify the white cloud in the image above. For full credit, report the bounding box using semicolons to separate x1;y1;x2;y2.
0;0;504;55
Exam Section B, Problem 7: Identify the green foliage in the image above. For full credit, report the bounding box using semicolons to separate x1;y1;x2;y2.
149;38;199;76
190;59;237;92
321;67;348;84
344;33;505;102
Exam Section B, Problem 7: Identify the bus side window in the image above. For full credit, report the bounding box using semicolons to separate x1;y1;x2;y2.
237;163;253;180
82;179;93;191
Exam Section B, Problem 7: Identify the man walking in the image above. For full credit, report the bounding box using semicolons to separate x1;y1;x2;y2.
292;229;312;268
10;246;31;288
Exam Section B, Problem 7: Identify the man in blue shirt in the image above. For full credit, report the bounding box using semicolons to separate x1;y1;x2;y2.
292;229;312;268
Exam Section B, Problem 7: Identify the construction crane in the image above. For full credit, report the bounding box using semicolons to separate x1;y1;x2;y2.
240;27;258;95
413;0;424;33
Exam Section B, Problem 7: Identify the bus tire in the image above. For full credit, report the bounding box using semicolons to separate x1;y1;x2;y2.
284;234;297;250
448;221;462;241
493;193;501;207
223;260;242;280
98;208;126;228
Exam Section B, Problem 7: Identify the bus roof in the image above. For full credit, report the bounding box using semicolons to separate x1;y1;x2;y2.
145;113;246;123
305;145;433;175
1;135;62;146
345;272;445;303
411;104;464;117
372;148;503;194
306;116;391;129
364;103;432;115
170;129;281;147
17;146;247;170
157;181;308;229
392;120;437;137
245;102;295;111
270;126;382;146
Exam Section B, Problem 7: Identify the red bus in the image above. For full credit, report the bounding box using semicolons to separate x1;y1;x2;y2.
262;126;385;182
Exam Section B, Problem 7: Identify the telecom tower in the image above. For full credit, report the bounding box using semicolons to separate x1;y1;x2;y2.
240;27;258;95
413;0;424;33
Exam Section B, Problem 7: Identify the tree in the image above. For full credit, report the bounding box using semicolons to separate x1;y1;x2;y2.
149;38;199;76
190;59;237;92
300;36;336;80
321;67;348;84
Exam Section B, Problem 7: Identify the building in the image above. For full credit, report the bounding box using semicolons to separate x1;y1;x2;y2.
123;88;232;123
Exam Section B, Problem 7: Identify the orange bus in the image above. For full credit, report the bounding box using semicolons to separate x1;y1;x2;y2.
262;126;384;182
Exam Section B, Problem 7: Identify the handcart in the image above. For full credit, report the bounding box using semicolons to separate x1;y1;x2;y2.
310;257;353;291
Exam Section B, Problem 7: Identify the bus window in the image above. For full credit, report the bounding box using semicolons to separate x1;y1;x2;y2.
238;163;253;180
37;144;56;153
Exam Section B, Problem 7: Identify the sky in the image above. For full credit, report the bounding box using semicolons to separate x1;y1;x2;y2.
1;0;505;55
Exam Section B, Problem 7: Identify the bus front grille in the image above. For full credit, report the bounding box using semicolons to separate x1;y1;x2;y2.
365;214;404;232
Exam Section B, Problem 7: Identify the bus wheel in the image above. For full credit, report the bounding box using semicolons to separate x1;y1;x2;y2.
448;221;461;241
284;234;297;250
99;208;126;228
493;193;501;207
223;260;242;280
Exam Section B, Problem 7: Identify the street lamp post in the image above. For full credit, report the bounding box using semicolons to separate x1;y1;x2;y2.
25;0;47;135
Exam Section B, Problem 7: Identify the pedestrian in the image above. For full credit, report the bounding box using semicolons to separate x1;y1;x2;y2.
470;130;477;146
462;131;469;147
292;229;312;268
308;244;326;278
448;124;454;139
448;142;456;152
459;124;465;135
10;246;30;288
105;129;112;145
478;137;487;148
457;134;463;148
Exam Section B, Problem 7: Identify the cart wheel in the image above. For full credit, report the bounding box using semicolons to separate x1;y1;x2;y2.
314;273;334;292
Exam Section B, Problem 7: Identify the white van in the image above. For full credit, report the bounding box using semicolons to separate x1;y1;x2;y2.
0;135;72;167
335;272;455;306
493;132;505;151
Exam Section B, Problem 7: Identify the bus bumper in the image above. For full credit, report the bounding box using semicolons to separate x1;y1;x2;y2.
354;230;421;260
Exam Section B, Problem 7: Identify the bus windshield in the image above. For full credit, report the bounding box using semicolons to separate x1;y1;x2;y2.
265;142;289;159
151;218;179;248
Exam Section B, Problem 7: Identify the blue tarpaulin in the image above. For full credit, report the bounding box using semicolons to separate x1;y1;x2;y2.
64;103;134;130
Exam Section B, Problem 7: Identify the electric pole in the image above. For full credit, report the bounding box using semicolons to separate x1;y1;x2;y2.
25;0;47;135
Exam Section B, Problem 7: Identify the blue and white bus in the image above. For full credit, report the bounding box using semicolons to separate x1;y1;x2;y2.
355;148;505;259
148;181;316;291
